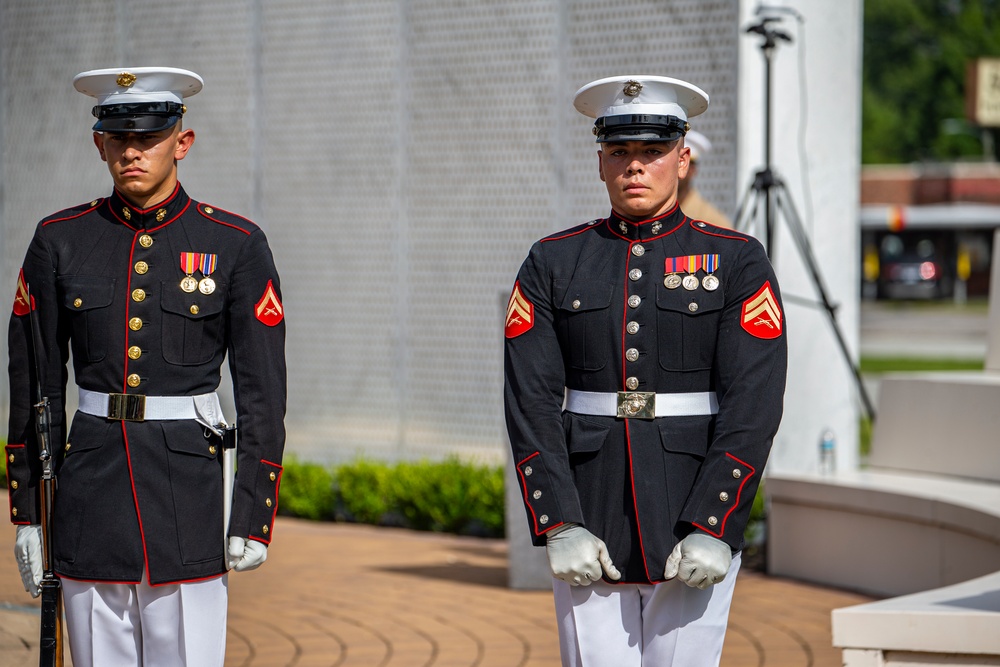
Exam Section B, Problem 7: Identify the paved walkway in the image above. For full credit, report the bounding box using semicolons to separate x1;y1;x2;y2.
0;518;871;666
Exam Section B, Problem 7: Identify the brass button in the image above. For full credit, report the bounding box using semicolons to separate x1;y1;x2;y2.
626;376;639;390
129;317;143;331
266;498;273;507
10;481;18;490
73;298;83;308
539;515;549;525
688;302;699;313
205;206;214;214
732;469;742;479
131;288;146;302
572;300;581;310
127;374;141;388
127;346;142;360
532;490;542;500
65;443;71;452
626;321;640;334
524;466;533;476
269;472;276;482
11;508;17;517
719;491;730;502
626;348;639;362
7;454;13;463
629;268;643;281
262;525;269;535
628;295;641;308
134;261;149;275
209;445;217;455
632;244;645;256
139;234;153;248
189;305;200;315
90;200;99;207
708;516;719;526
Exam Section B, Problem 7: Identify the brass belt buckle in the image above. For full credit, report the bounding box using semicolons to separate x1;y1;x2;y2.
107;393;146;421
617;391;655;420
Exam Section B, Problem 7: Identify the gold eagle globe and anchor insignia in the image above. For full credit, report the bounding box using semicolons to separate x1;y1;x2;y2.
622;80;643;97
616;391;655;420
116;72;137;88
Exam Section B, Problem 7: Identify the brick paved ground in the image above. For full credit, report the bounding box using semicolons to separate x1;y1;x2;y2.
0;518;872;666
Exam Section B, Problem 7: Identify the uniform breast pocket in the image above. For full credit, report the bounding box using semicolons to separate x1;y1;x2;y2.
159;282;227;366
554;279;615;372
57;275;116;363
655;287;725;371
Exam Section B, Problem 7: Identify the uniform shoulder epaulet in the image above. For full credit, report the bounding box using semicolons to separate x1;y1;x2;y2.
688;218;750;243
40;198;104;226
540;218;603;243
195;202;259;235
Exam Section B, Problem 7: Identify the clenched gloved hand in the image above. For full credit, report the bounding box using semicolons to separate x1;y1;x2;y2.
227;536;268;572
663;532;732;590
14;525;43;598
545;523;621;586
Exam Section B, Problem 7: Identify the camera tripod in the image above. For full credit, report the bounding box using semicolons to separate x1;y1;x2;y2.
734;15;876;422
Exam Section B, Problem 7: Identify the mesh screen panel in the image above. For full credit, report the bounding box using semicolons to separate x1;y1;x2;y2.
1;0;738;464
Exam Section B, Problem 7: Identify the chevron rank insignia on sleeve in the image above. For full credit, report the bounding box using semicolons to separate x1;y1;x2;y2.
741;281;782;339
505;281;534;339
12;269;32;317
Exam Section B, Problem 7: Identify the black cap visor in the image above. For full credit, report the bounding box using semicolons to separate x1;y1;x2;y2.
91;102;183;133
594;114;689;143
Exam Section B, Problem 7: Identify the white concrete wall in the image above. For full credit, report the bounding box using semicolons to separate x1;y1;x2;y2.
737;0;864;475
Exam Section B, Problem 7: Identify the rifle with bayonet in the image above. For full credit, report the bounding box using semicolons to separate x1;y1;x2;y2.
26;283;64;667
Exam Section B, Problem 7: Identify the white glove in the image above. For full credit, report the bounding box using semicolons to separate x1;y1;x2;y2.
227;536;268;572
663;532;732;590
545;523;621;586
14;525;43;598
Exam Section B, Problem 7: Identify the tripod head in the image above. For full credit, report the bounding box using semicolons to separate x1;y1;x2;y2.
744;16;793;52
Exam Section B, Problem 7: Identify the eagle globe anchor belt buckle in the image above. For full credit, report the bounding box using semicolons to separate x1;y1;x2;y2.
107;393;147;421
617;391;656;420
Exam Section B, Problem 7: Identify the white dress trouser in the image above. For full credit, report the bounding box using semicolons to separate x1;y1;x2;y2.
61;574;228;667
553;552;741;667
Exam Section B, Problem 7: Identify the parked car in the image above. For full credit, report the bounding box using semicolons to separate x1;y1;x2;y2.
877;235;952;300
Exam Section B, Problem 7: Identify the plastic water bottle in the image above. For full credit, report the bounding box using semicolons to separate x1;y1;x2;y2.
818;429;836;475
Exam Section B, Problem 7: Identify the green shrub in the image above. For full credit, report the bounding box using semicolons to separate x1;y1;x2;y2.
278;456;506;538
277;458;338;521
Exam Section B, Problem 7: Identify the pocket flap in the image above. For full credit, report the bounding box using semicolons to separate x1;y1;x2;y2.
656;286;724;315
160;282;226;319
556;279;614;313
656;415;714;457
563;412;612;454
58;275;116;311
160;421;220;459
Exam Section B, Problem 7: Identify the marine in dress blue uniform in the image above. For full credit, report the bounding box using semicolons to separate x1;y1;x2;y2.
504;75;787;666
6;67;286;667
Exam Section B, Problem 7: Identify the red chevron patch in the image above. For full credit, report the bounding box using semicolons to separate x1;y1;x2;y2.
12;269;32;317
741;281;782;339
255;280;284;326
505;282;534;338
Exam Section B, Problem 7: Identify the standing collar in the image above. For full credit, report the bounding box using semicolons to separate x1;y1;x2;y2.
606;202;687;241
108;182;190;230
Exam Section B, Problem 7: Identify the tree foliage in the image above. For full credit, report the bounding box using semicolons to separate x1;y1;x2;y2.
863;0;1000;163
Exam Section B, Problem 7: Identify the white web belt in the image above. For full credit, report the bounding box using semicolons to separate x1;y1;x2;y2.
78;387;227;433
564;388;718;420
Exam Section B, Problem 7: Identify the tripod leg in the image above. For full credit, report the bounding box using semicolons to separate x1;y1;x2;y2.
772;185;877;422
733;181;764;237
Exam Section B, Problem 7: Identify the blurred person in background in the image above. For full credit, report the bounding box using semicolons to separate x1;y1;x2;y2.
678;129;733;229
